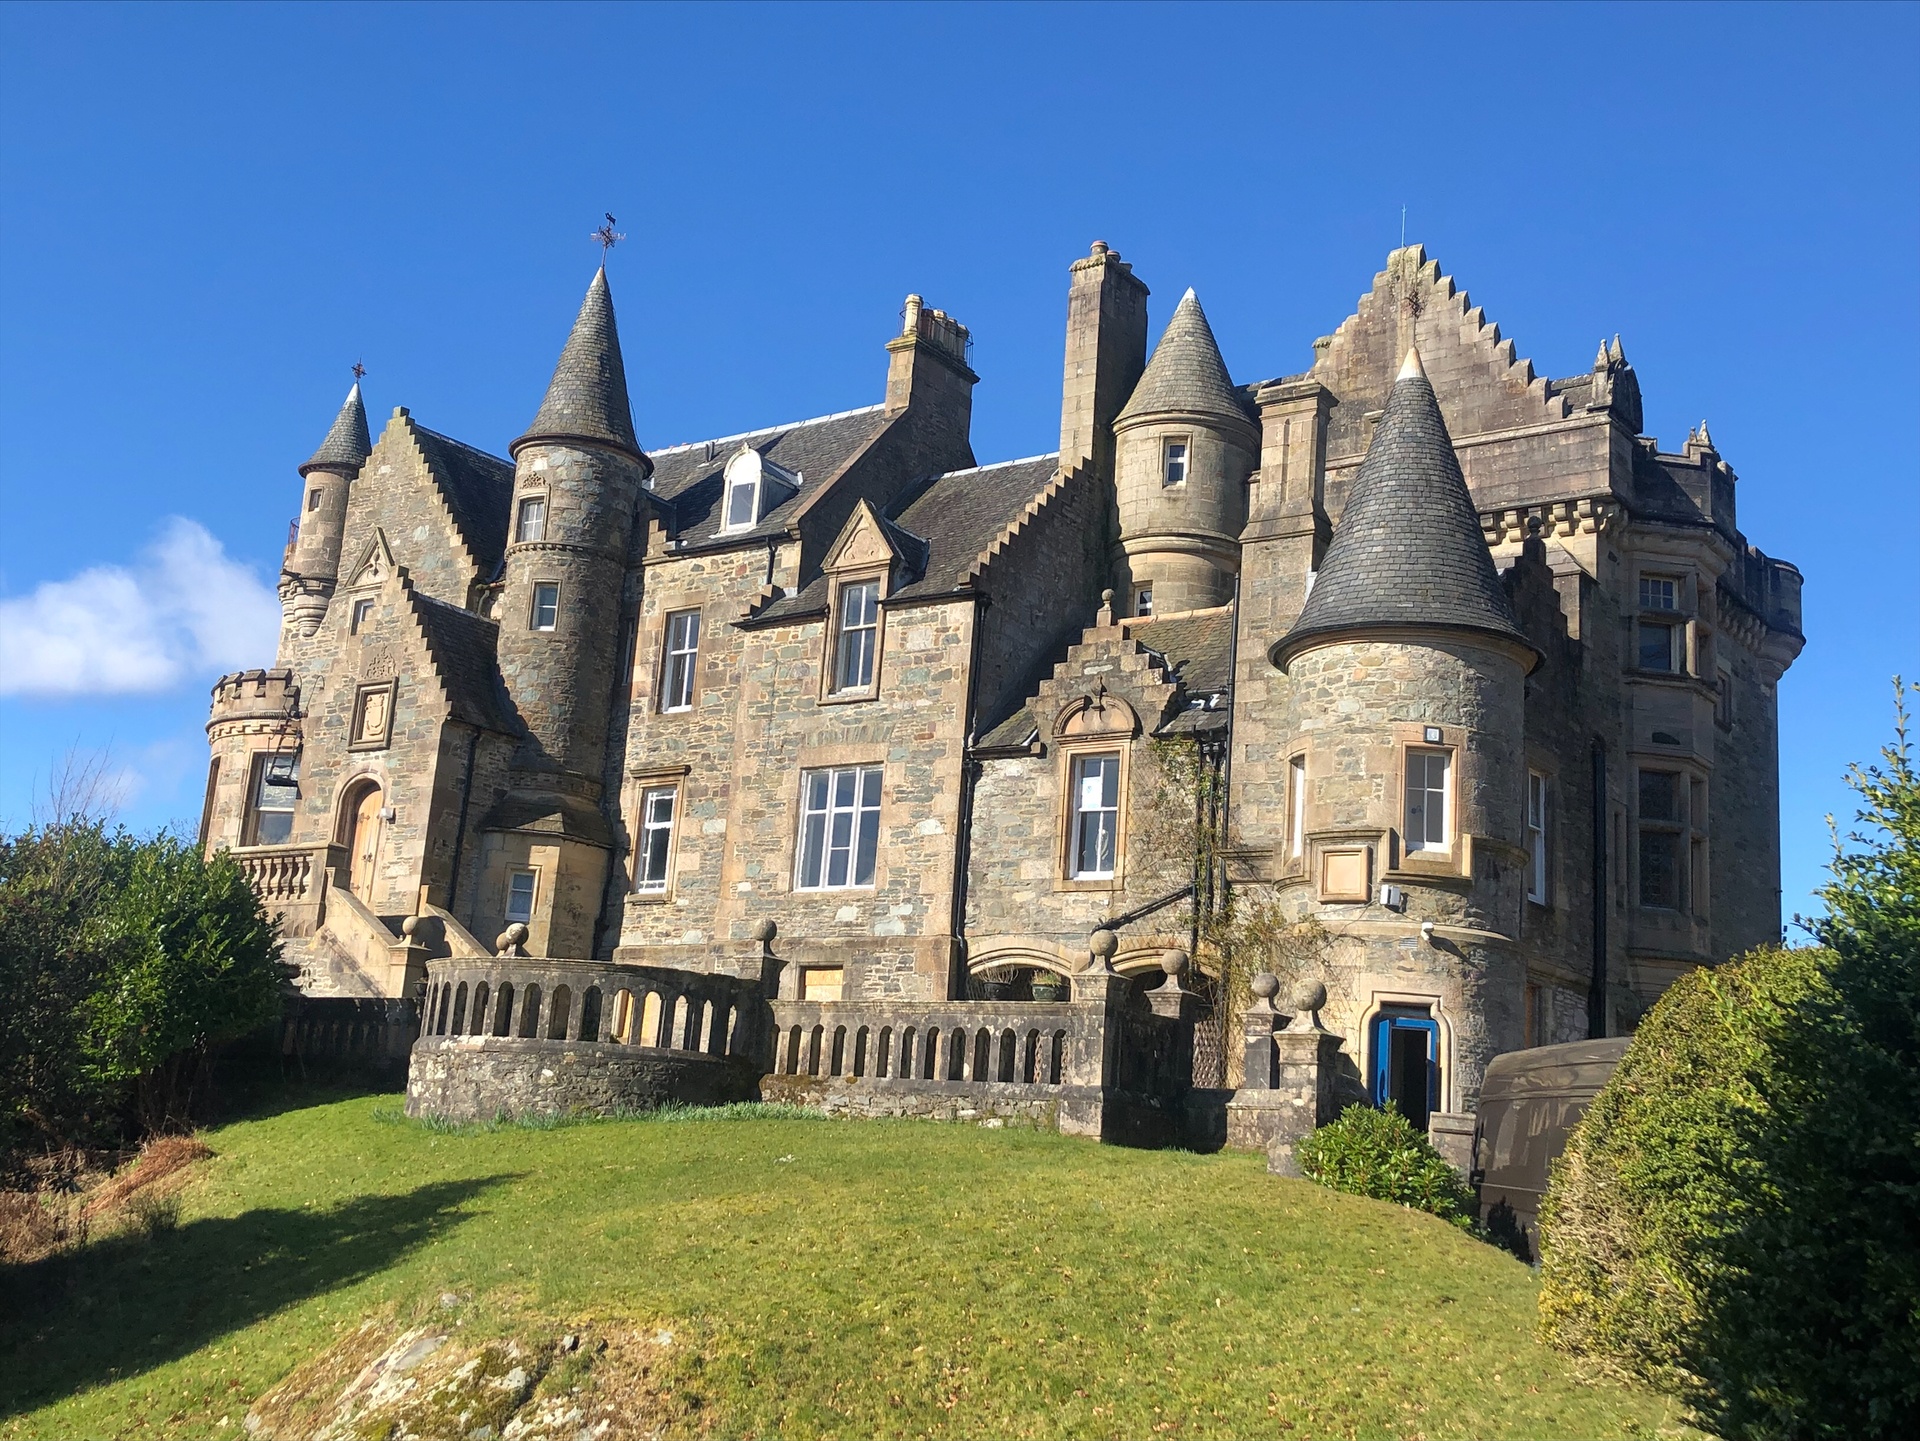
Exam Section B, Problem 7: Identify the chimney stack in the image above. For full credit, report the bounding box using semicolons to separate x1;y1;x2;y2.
1058;241;1149;483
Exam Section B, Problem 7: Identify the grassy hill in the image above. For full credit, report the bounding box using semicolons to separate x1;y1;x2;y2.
0;1091;1695;1439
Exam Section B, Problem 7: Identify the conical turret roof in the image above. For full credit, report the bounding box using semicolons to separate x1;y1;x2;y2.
299;382;372;475
1273;349;1535;670
1116;289;1248;426
514;268;641;458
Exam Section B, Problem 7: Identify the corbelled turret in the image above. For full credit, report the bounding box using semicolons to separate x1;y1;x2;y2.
1111;289;1256;615
282;380;372;639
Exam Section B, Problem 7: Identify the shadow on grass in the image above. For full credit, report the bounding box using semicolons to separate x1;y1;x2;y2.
0;1174;513;1420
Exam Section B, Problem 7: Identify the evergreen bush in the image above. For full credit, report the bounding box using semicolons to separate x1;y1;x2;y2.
1295;1102;1476;1226
1539;684;1920;1439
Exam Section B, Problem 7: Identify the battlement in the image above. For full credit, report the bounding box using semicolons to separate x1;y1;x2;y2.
209;668;301;725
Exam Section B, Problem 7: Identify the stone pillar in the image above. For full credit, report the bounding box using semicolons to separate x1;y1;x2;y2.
1427;1112;1476;1178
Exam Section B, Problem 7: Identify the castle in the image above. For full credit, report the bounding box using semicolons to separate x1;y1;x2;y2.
205;242;1803;1148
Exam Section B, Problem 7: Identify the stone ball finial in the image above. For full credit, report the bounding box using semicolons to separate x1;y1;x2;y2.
1100;588;1115;608
750;917;777;945
494;922;529;957
1160;949;1189;979
1249;971;1280;1001
1089;928;1119;961
1294;980;1329;1014
401;915;420;938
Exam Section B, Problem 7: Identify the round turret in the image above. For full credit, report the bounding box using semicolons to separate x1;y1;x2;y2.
1110;289;1255;616
283;382;372;637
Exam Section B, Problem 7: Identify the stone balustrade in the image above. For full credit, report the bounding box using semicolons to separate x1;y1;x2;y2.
232;842;339;938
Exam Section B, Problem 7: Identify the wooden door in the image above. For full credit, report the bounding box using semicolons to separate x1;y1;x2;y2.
347;787;383;903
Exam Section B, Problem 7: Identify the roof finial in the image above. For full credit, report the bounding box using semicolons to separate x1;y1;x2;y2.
1610;334;1625;367
1594;340;1610;372
1397;345;1426;381
1698;418;1713;449
352;359;367;382
592;212;625;258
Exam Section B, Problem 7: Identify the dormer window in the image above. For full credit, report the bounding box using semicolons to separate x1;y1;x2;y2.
720;446;800;533
1162;438;1189;487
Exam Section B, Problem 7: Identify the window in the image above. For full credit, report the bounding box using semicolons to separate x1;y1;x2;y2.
1162;438;1189;487
1527;772;1550;902
515;495;548;543
1525;983;1547;1048
1638;619;1678;672
796;765;883;890
307;489;322;513
530;582;559;632
350;598;374;634
505;870;537;924
1134;585;1153;617
1638;769;1683;910
1715;667;1735;728
1289;754;1307;860
634;786;676;893
834;581;881;692
1069;753;1121;879
660;609;700;712
247;752;299;846
1403;749;1450;852
1639;575;1678;611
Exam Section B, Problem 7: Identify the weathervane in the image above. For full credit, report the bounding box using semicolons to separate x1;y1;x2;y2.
352;360;367;382
592;213;626;256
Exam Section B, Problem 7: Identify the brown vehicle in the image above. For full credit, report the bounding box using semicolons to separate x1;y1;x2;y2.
1471;1037;1631;1261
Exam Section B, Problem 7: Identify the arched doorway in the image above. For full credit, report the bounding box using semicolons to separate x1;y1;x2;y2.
340;781;384;905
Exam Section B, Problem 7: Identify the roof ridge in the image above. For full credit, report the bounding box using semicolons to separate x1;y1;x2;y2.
929;452;1059;480
647;403;887;456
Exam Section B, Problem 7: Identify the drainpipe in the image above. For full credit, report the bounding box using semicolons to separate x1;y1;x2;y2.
1588;738;1608;1037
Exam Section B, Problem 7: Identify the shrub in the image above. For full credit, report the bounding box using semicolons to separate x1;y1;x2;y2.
1540;685;1920;1439
1295;1103;1476;1226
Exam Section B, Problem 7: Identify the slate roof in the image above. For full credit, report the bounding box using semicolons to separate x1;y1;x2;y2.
975;705;1040;753
408;588;518;734
645;405;892;549
301;382;372;475
412;425;515;577
515;268;641;459
1125;606;1235;695
1276;349;1534;668
742;454;1062;625
1116;290;1252;426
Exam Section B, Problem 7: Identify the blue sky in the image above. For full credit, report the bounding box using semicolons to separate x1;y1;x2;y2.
1;1;1915;925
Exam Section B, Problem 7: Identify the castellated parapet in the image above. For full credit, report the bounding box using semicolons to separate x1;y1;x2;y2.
207;668;302;735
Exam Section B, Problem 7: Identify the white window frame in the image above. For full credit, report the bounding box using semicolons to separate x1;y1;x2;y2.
833;580;881;693
1068;752;1121;880
1162;437;1189;487
634;785;676;893
515;495;548;543
1289;754;1307;860
1527;771;1549;903
505;869;538;924
660;609;700;712
723;468;760;531
1403;748;1451;854
530;582;560;632
1639;574;1679;611
1134;585;1154;617
247;752;299;846
795;765;883;891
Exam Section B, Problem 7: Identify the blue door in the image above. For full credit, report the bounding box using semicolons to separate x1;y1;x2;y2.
1371;1010;1440;1129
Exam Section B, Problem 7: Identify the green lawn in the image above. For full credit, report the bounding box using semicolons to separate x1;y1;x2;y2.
1;1090;1696;1439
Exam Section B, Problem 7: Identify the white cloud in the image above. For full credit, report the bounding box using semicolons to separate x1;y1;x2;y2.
0;518;281;697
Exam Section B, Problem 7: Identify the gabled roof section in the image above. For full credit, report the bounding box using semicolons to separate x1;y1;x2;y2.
514;268;642;461
1275;349;1535;670
647;405;893;549
821;498;923;576
1123;605;1235;695
302;382;372;476
1116;289;1251;427
742;454;1061;626
400;580;519;734
409;424;515;577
